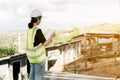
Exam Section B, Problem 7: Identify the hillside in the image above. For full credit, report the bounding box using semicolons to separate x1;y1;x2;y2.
80;23;120;34
0;23;120;55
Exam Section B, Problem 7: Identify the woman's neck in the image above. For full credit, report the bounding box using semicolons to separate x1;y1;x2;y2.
33;23;38;26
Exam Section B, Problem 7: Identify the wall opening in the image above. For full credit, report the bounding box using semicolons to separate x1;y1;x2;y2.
13;61;20;80
27;59;30;77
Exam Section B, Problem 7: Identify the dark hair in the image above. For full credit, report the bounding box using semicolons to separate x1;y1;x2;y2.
28;16;42;28
38;16;42;20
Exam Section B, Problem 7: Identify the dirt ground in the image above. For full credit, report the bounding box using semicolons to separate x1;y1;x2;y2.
79;58;120;78
65;51;120;79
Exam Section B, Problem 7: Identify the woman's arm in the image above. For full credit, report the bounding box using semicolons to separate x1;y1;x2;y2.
43;32;55;46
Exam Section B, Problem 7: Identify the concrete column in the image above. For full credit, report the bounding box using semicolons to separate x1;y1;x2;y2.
8;64;13;80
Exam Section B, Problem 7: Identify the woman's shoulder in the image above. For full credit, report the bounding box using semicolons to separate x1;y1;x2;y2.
37;28;42;31
36;28;42;34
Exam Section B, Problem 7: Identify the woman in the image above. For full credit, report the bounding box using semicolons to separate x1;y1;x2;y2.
26;9;55;80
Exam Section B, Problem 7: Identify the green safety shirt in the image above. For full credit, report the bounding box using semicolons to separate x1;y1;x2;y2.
26;26;46;63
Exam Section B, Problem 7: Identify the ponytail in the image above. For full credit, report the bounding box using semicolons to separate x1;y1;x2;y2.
28;22;33;28
28;17;38;28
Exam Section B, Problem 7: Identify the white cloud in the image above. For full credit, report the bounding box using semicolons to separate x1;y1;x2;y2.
0;0;120;30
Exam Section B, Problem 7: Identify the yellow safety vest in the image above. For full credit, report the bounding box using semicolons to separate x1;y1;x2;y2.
26;26;46;63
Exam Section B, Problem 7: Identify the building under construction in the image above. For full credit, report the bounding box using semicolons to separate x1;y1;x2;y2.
0;33;120;80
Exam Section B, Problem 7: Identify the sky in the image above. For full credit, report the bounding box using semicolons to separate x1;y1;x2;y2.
0;0;120;30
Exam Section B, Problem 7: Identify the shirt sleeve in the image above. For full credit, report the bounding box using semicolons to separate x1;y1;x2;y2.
34;29;46;47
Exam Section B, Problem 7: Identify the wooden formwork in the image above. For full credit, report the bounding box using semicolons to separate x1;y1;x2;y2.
67;33;120;78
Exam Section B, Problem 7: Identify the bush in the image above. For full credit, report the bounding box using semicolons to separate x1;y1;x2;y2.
0;47;16;58
0;75;5;80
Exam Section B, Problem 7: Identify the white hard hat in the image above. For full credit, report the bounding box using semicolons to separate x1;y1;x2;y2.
30;9;42;17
